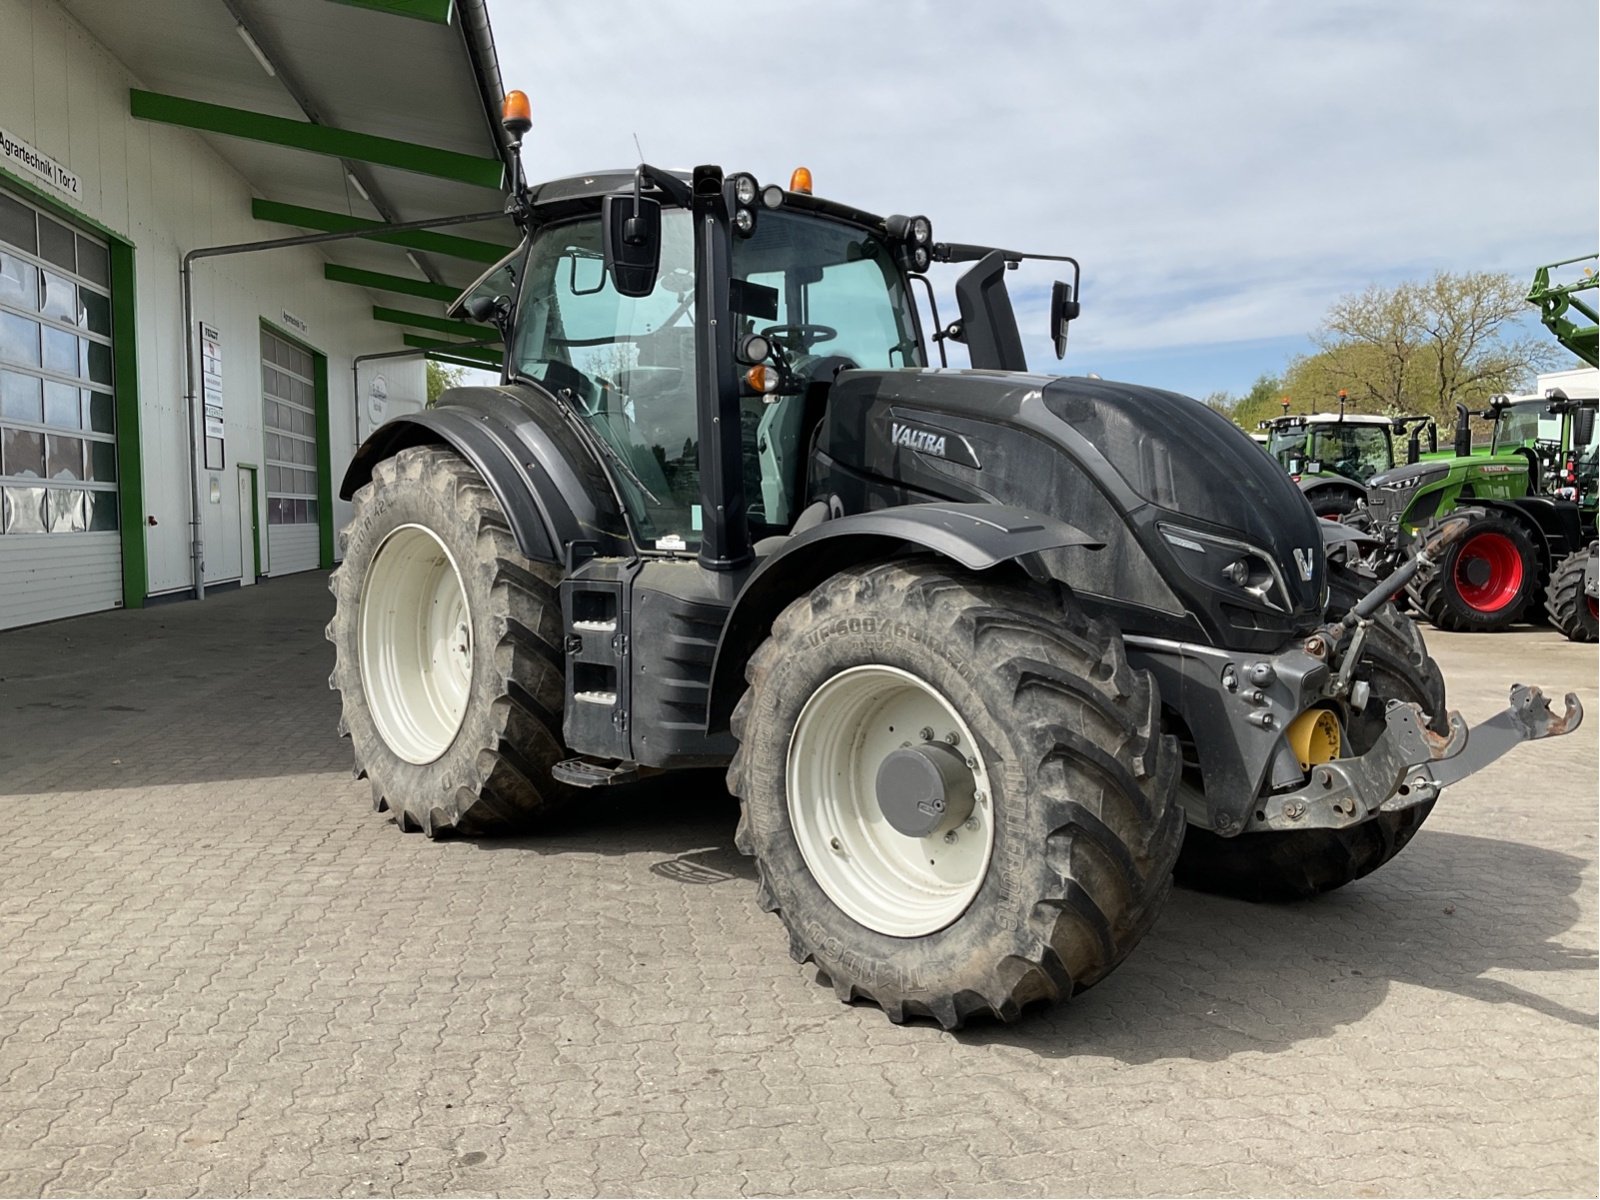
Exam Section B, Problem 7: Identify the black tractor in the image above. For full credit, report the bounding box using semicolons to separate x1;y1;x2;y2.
327;105;1582;1028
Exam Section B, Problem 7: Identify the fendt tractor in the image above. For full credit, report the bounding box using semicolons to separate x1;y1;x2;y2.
1359;256;1600;633
326;95;1583;1028
1262;406;1437;518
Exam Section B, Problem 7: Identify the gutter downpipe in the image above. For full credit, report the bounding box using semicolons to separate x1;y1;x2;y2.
178;208;505;599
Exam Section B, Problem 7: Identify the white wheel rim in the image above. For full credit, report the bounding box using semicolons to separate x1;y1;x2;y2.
787;665;995;937
358;524;473;765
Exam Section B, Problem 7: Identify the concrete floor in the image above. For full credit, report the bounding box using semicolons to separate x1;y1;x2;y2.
0;572;1595;1198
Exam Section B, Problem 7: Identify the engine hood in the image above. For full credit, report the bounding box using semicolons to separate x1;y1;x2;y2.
1368;461;1452;488
1037;376;1327;611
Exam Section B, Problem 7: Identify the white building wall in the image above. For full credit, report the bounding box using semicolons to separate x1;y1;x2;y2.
0;0;425;604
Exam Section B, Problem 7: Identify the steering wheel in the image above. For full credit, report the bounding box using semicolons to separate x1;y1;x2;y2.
760;323;838;352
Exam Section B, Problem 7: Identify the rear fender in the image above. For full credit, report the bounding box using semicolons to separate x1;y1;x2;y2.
341;384;628;563
704;503;1102;733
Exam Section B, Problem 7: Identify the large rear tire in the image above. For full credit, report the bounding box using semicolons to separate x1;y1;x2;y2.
729;561;1184;1028
1544;544;1599;643
1406;512;1537;631
328;445;572;836
1175;563;1447;901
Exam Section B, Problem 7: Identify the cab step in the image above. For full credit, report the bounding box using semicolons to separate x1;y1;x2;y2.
552;757;644;789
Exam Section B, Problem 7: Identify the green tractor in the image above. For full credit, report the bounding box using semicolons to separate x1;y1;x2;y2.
1260;408;1437;520
1367;255;1600;631
1360;389;1596;630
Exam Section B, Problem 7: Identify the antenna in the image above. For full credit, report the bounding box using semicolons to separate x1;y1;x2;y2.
632;132;645;163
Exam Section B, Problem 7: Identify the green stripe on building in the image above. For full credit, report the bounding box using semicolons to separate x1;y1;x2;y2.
129;89;502;188
324;263;459;303
251;199;509;263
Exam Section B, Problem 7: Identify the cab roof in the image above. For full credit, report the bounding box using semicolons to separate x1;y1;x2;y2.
526;168;891;231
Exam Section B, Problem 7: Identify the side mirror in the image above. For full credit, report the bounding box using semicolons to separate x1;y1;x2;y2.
1573;405;1596;449
1428;422;1438;455
465;294;508;324
1050;279;1081;360
602;194;661;298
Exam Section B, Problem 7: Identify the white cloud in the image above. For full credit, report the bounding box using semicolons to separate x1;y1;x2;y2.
492;0;1597;378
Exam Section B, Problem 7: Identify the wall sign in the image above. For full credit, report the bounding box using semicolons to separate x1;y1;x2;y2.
201;322;225;469
0;127;81;199
281;310;309;336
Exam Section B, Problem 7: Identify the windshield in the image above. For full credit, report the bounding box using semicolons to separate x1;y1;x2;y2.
1267;426;1307;466
1308;425;1392;481
731;210;923;370
1492;400;1559;453
511;213;701;549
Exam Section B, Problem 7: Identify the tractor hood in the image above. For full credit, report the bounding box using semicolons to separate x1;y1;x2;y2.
1368;461;1451;488
1035;376;1327;613
818;369;1329;641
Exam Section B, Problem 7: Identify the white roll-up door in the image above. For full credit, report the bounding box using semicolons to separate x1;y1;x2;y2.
261;327;321;576
0;187;121;630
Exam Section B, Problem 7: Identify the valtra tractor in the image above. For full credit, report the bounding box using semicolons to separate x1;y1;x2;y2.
326;94;1584;1028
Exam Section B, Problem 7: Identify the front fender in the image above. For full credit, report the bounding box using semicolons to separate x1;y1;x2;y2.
341;384;628;563
704;503;1102;733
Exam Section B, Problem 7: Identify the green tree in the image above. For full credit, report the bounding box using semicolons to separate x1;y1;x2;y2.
1228;373;1287;430
1295;271;1562;423
426;359;465;406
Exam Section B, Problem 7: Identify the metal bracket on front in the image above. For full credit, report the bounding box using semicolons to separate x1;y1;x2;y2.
1424;684;1583;788
1253;684;1582;833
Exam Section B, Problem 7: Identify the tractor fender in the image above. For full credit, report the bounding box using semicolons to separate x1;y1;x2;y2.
1471;496;1586;565
704;502;1102;733
341;384;629;563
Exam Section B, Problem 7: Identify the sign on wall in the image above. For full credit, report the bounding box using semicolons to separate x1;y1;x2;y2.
201;322;224;469
0;127;82;199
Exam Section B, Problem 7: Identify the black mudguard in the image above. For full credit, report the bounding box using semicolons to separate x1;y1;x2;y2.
1475;496;1589;565
341;384;629;563
704;502;1101;733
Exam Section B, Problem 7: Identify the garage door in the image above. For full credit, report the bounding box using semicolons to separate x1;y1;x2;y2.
261;327;320;576
0;187;120;630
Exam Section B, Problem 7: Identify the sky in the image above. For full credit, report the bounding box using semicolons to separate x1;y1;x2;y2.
487;0;1599;399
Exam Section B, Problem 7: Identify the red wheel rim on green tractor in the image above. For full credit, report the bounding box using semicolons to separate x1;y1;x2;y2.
1453;531;1526;613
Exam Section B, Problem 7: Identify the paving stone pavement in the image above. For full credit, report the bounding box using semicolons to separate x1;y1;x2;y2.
0;572;1595;1198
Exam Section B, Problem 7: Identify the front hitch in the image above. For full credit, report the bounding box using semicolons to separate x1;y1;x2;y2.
1255;685;1582;832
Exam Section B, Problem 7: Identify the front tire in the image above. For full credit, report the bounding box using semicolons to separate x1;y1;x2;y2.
1544;544;1599;642
1175;563;1447;901
328;446;572;836
728;562;1183;1028
1407;513;1537;631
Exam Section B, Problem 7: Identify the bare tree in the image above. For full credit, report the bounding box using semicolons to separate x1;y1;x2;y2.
1293;271;1567;423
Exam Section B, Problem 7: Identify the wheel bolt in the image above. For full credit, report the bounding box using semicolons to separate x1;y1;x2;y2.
944;731;960;745
964;818;978;832
919;727;934;741
974;790;987;805
943;830;958;844
829;837;844;853
965;756;977;769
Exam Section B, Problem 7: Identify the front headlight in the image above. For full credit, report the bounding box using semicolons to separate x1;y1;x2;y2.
1159;524;1295;612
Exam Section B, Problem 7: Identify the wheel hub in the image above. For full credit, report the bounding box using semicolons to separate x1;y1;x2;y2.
786;664;996;938
875;743;976;838
358;524;473;765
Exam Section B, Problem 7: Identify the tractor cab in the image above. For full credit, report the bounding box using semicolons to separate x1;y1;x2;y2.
1263;412;1397;483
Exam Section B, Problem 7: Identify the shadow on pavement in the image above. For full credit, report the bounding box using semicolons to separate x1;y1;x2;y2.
963;829;1596;1062
479;779;1595;1061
